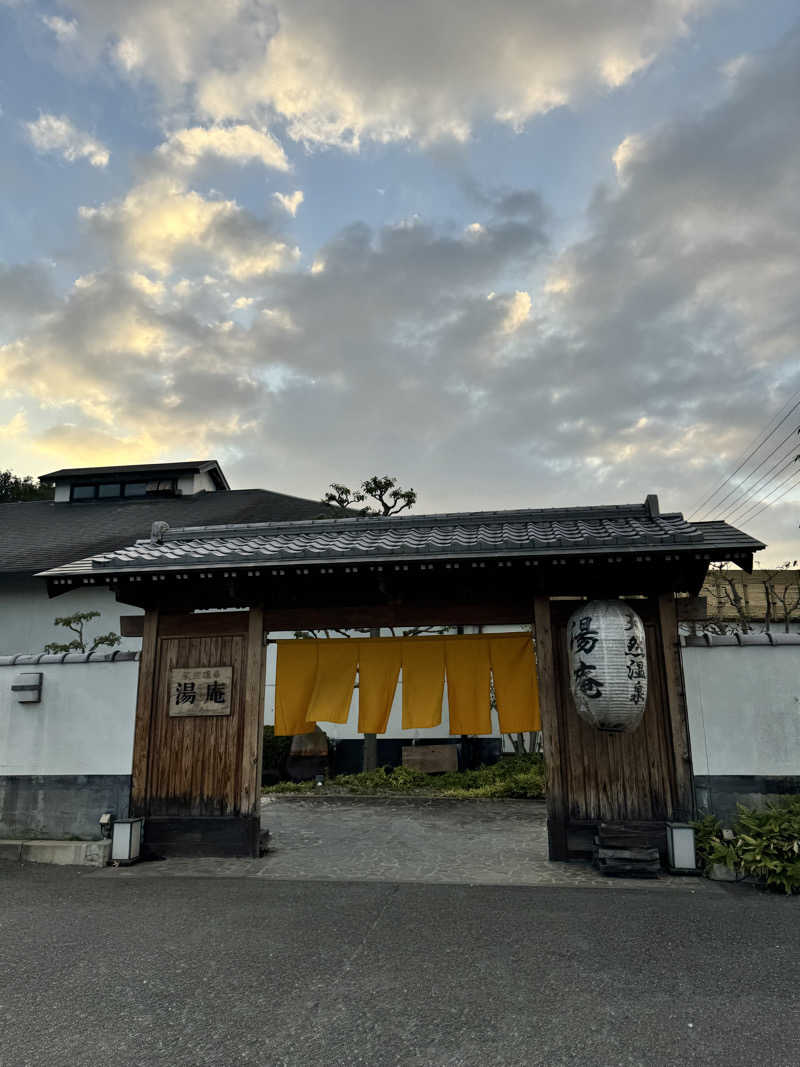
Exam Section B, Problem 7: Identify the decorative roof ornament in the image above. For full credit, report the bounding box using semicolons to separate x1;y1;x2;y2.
150;521;169;544
567;600;648;732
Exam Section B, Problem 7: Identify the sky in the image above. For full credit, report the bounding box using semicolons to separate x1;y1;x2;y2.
1;0;799;562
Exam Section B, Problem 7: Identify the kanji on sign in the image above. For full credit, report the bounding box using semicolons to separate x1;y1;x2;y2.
205;681;227;704
175;681;196;705
169;666;233;717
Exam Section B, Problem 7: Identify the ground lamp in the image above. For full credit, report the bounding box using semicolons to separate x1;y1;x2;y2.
567;600;648;732
666;822;698;874
111;817;144;865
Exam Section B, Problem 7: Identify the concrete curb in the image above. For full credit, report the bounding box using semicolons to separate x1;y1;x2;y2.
0;839;111;867
261;793;547;807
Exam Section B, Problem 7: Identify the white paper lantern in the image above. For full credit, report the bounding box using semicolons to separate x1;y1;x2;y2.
567;600;648;733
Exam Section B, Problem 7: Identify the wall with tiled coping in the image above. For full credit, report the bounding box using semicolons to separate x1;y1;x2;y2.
681;634;800;823
0;629;515;839
4;632;797;839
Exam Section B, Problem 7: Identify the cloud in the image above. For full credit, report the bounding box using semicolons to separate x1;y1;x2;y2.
0;262;57;326
4;27;800;561
26;113;109;168
60;0;711;148
79;177;298;278
156;124;289;171
499;290;531;334
41;14;78;42
273;190;304;216
0;411;27;439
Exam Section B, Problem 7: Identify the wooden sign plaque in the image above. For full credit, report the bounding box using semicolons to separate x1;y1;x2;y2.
168;666;233;717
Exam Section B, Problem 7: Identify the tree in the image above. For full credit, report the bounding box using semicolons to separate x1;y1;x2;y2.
0;470;52;502
303;474;443;641
761;562;800;633
703;563;754;634
322;475;416;516
43;611;121;655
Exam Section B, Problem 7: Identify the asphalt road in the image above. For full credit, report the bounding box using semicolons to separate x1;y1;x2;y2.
1;857;800;1067
2;861;799;1067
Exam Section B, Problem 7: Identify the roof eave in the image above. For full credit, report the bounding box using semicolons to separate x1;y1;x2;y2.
37;540;761;582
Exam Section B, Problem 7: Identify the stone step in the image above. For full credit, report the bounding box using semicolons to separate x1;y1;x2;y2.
0;839;110;867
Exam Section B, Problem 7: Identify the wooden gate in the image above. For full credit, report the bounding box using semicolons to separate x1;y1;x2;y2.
130;609;266;856
535;594;694;859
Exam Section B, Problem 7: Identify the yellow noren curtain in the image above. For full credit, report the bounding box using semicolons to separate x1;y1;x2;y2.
445;638;492;735
489;635;541;733
306;640;358;724
401;640;445;729
358;640;402;734
274;641;318;736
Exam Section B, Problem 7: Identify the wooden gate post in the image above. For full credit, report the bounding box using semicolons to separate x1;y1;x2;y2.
656;593;696;821
130;608;159;817
534;595;569;860
240;606;267;820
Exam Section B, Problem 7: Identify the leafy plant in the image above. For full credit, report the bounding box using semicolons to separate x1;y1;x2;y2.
43;611;121;654
691;813;722;872
263;753;546;799
704;798;800;894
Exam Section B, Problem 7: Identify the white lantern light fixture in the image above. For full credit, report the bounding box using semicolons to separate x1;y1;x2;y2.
567;600;648;733
666;821;698;874
111;817;144;865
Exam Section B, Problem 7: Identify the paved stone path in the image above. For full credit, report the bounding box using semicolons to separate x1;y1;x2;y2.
96;796;705;890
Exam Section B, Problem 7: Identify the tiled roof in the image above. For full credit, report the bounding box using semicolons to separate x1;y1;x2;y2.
0;650;141;665
1;489;340;575
39;459;224;480
38;498;765;578
681;633;800;646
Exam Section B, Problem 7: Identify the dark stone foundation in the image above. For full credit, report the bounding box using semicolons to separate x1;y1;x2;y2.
0;774;131;840
694;775;800;826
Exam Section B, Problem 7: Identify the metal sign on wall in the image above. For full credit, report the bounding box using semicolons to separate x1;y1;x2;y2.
168;666;233;717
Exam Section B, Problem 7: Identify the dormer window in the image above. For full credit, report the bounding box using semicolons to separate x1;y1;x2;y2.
68;479;177;502
41;460;230;503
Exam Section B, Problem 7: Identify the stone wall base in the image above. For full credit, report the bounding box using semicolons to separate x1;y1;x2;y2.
0;774;131;840
694;775;800;826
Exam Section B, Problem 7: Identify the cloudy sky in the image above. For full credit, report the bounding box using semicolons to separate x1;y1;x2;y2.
1;1;799;559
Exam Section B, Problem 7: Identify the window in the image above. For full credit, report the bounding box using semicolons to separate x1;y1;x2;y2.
146;479;177;495
69;477;178;501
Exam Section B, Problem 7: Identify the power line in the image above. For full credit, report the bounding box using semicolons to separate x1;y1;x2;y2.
733;463;800;524
724;450;798;522
699;424;799;518
734;462;800;524
688;392;800;518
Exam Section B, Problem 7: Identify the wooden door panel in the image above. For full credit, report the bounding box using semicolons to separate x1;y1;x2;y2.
551;602;679;824
146;631;248;817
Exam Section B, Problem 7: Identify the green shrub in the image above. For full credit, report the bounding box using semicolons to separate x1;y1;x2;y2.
263;753;546;799
705;797;800;894
692;813;722;872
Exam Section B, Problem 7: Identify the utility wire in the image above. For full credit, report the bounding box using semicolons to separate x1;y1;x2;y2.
724;450;799;522
733;463;800;525
699;425;799;518
688;392;800;519
736;468;800;526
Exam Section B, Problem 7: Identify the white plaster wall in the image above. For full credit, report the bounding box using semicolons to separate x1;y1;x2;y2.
0;578;142;655
0;624;530;778
683;646;800;776
0;661;138;775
